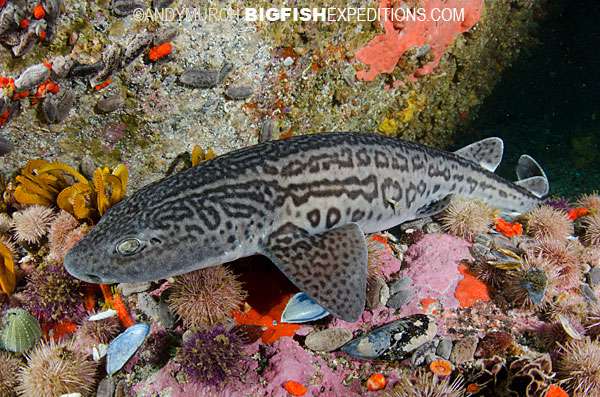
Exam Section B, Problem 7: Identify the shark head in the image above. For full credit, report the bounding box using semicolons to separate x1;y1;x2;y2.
64;184;226;284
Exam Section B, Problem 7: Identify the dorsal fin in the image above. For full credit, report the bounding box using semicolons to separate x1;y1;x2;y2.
454;137;504;172
515;155;549;198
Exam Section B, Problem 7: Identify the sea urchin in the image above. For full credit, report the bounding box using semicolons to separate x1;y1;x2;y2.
168;266;246;329
17;340;97;397
0;351;22;397
11;205;56;244
23;264;85;323
558;338;600;396
526;206;573;241
178;325;247;386
582;213;600;247
439;197;493;241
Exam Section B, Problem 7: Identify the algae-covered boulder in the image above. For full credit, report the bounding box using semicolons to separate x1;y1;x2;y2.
1;0;546;190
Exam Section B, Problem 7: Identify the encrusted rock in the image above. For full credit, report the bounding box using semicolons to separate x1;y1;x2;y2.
14;64;50;91
96;95;125;114
179;63;233;89
42;89;75;124
90;44;123;87
410;340;438;367
0;136;13;156
117;282;151;297
69;61;103;78
449;335;479;365
588;266;600;288
423;222;442;234
341;314;437;360
386;289;414;309
305;328;353;352
97;377;116;397
111;0;147;17
389;277;412;296
0;3;18;36
136;292;174;328
400;217;431;232
51;55;75;79
580;283;598;303
366;276;389;309
152;0;174;9
225;84;253;100
122;31;154;66
436;338;453;360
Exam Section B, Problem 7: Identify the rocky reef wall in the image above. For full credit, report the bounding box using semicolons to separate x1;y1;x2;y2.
1;0;545;189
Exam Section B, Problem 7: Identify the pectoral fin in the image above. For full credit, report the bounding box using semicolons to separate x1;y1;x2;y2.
261;223;368;322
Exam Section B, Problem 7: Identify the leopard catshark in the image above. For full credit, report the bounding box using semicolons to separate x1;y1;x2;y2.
64;132;549;322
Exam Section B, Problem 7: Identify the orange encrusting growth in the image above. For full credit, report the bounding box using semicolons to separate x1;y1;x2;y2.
33;3;46;19
429;359;453;377
94;78;112;91
366;373;387;391
48;321;78;342
84;284;97;312
282;380;307;396
545;384;569;397
100;284;135;328
454;263;490;308
568;207;589;221
495;218;523;237
148;42;173;62
232;293;301;344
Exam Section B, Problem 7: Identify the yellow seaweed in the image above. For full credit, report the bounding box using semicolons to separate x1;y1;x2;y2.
191;145;217;166
0;240;15;295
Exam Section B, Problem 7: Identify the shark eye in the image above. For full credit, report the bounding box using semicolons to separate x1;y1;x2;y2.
116;238;143;256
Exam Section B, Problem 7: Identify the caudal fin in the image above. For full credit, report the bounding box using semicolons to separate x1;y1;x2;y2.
514;155;549;198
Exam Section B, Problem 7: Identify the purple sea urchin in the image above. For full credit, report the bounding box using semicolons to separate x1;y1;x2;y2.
386;369;464;397
167;266;246;329
178;325;247;386
11;205;56;244
23;264;85;323
582;213;600;247
557;338;600;396
17;340;97;397
0;351;22;397
526;206;574;241
440;197;494;241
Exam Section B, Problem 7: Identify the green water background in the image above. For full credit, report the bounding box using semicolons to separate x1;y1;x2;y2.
453;0;600;199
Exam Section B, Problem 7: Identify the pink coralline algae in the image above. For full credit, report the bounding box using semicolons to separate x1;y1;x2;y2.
355;0;484;81
263;337;354;397
399;233;474;314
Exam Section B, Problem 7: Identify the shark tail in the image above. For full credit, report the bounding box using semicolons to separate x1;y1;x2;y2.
514;154;549;198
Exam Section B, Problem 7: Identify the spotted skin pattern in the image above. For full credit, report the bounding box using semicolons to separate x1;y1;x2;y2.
65;132;542;321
